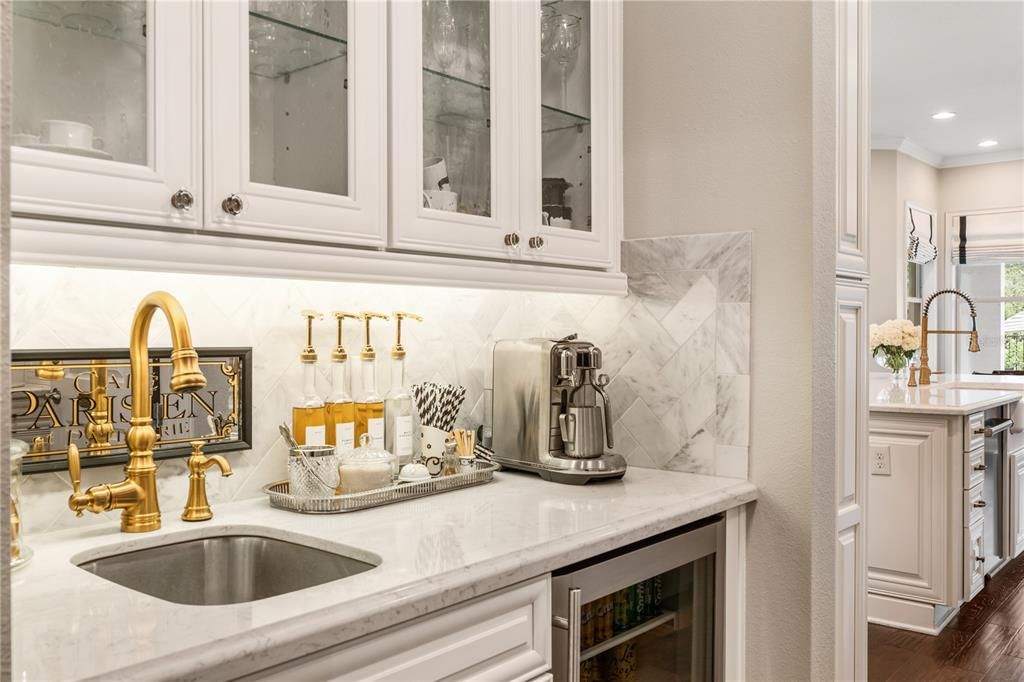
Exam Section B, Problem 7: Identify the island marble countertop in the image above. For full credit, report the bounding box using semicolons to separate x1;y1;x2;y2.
12;467;756;682
870;373;1022;415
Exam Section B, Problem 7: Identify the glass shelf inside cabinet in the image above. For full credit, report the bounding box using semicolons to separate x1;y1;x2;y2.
13;1;146;49
542;103;590;133
422;67;589;133
249;11;347;79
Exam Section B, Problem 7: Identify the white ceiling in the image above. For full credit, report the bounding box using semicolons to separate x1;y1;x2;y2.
872;0;1024;167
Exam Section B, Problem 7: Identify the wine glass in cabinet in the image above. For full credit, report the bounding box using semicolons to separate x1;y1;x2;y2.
10;0;203;228
205;0;387;245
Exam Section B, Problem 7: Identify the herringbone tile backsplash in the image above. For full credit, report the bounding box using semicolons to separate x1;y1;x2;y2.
12;232;750;535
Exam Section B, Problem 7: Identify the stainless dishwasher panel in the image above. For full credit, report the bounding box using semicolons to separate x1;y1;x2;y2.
551;519;723;682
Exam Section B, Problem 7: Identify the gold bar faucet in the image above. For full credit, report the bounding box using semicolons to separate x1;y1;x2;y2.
67;292;206;533
918;288;981;385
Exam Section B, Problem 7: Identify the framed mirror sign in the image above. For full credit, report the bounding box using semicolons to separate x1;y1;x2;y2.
11;347;252;474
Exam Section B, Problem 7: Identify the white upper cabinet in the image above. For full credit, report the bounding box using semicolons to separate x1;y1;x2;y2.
390;0;518;259
205;0;387;245
391;0;619;267
518;0;619;267
10;0;622;279
11;1;202;228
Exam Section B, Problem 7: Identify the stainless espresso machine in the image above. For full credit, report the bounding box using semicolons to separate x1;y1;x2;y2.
491;335;627;484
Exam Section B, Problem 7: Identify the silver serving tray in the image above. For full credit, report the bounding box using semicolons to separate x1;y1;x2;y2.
263;460;500;514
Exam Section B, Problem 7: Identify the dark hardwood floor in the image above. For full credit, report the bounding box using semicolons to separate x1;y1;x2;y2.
870;552;1024;680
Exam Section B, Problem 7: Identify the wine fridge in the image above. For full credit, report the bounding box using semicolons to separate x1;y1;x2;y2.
551;517;723;681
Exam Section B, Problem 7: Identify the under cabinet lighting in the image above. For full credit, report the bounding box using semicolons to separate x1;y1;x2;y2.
931;111;956;120
978;139;999;148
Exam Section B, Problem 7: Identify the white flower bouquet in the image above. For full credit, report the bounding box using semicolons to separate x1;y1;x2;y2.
870;319;921;375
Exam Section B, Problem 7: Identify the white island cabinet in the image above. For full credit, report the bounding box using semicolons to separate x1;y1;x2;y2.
10;0;623;287
867;377;1023;634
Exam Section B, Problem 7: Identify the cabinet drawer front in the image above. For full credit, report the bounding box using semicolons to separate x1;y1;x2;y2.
965;518;986;600
965;483;985;527
966;412;986;453
965;446;986;490
250;576;551;682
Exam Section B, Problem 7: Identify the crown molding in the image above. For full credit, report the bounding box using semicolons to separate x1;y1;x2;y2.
940;147;1024;169
872;136;1024;169
870;136;944;168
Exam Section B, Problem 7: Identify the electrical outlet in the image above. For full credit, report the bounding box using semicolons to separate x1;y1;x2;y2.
871;446;891;476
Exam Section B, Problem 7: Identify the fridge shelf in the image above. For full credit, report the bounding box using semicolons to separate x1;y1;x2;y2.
580;610;677;662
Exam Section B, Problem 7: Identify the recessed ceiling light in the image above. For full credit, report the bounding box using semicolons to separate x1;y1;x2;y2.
931;111;956;120
978;139;999;148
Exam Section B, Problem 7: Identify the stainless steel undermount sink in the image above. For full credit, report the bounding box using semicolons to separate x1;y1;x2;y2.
75;533;380;606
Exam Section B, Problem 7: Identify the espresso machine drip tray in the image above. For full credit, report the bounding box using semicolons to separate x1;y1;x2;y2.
493;452;627;485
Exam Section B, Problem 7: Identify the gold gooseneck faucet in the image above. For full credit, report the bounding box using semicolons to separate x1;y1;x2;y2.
67;292;206;533
918;288;981;386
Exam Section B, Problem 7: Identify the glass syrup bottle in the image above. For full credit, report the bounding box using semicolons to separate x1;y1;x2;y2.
354;312;389;448
326;311;360;454
385;312;422;469
292;311;326;446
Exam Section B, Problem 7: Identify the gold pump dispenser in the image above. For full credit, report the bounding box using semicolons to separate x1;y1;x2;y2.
385;312;423;468
355;312;389;446
326;311;360;453
292;311;326;445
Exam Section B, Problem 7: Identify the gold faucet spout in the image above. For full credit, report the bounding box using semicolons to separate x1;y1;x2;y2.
918;288;980;386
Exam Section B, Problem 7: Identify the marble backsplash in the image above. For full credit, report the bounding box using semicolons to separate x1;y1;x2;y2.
11;232;750;535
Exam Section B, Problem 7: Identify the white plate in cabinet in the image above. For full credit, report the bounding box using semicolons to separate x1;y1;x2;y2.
243;576;551;682
11;2;202;229
965;518;985;600
205;0;387;246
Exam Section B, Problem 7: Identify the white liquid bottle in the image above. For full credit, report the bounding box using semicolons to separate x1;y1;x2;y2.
385;312;422;469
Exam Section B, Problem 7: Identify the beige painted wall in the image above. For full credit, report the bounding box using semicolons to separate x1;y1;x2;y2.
870;157;1022;371
625;1;812;678
869;150;898;324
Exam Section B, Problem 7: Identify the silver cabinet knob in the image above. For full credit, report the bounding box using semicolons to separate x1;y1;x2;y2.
973;500;987;508
504;233;520;247
974;463;988;471
170;189;194;211
222;194;243;216
528;236;545;250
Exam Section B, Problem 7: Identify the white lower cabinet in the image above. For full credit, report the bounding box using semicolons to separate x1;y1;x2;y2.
965;518;986;601
246;576;551;681
1011;450;1024;559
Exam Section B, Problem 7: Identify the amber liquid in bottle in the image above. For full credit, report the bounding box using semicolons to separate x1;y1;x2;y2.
292;405;326;445
355;357;385;447
292;361;326;445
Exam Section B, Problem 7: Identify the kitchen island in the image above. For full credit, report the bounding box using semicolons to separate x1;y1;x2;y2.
12;467;755;681
868;375;1022;634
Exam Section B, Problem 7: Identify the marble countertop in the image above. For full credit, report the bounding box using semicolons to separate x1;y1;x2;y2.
870;373;1022;416
12;467;756;682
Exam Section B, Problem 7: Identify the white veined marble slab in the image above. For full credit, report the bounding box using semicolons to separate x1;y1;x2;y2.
12;467;756;682
869;374;1022;415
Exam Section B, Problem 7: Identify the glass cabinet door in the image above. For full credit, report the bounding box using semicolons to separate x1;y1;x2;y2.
206;0;386;245
11;0;201;228
390;0;517;258
520;0;617;267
